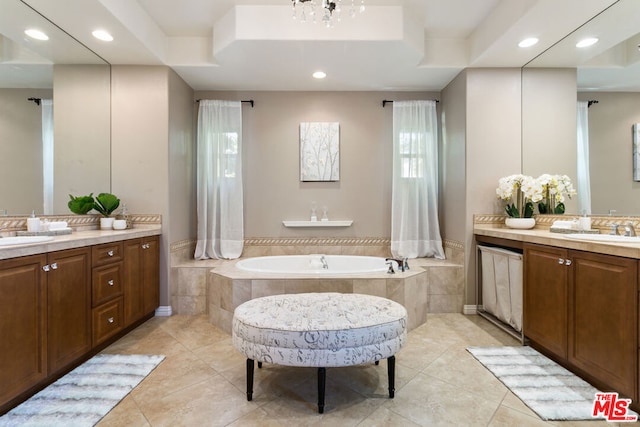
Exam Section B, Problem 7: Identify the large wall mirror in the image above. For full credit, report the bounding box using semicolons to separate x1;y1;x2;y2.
0;0;110;216
523;0;640;216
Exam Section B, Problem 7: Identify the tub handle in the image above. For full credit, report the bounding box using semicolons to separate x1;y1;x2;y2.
386;261;395;274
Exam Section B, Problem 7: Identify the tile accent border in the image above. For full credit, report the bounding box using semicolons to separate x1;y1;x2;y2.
473;213;640;233
0;213;161;233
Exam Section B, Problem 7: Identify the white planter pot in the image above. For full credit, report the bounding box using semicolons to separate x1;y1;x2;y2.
100;217;115;230
505;217;536;230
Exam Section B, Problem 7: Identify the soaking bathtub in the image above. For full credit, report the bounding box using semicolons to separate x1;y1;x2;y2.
235;254;393;275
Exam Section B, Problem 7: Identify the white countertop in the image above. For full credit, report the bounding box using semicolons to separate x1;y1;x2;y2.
474;224;640;259
0;226;162;260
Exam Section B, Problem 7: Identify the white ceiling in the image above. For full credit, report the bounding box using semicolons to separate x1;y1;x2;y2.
5;0;638;91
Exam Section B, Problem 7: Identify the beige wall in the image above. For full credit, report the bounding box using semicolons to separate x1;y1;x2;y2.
522;68;578;213
112;65;196;307
464;68;523;305
53;65;111;213
168;70;196;244
440;70;467;245
578;91;640;215
0;88;51;215
194;90;439;239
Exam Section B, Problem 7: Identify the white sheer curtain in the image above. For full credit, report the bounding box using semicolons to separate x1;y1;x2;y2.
391;100;445;259
41;99;54;215
195;100;244;259
576;101;592;215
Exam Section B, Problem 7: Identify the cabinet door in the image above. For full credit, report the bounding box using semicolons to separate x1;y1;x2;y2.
123;239;144;325
142;236;160;315
524;244;569;359
47;248;91;374
0;254;47;409
569;251;637;400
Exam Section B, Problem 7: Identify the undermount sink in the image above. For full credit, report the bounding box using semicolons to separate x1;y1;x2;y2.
563;233;640;244
0;236;55;246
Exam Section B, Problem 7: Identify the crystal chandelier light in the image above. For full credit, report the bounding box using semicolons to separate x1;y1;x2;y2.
291;0;365;27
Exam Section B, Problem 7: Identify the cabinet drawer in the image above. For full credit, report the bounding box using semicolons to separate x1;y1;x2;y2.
92;242;123;267
92;298;124;346
92;262;123;307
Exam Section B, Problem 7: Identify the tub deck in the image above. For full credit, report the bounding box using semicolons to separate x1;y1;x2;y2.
171;256;464;333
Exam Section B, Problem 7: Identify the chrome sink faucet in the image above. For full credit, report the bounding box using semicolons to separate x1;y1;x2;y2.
610;224;620;235
624;222;637;237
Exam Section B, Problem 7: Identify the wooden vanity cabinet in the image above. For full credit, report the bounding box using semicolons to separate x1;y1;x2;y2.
91;242;124;346
123;236;159;326
46;247;91;376
0;254;47;407
0;233;160;414
524;242;638;402
568;251;637;401
523;244;569;360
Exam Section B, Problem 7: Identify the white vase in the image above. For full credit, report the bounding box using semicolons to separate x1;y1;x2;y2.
505;217;536;229
100;217;115;230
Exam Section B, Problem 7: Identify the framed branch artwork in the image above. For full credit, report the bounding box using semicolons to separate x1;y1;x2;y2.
634;123;640;182
299;122;340;182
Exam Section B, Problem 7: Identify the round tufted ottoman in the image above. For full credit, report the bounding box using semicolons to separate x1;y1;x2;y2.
232;292;407;413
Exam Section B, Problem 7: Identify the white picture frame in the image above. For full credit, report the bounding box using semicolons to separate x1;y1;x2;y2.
299;122;340;182
634;124;640;182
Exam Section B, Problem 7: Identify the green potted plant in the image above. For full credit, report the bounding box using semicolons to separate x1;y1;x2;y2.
93;192;120;229
68;193;95;215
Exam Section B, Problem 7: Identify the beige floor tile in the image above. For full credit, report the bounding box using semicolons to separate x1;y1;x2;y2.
384;372;502;426
97;395;150;427
89;312;614;426
488;405;553;427
422;347;508;403
358;406;422;426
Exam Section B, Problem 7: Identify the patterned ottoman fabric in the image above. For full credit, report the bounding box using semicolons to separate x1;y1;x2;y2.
232;293;407;368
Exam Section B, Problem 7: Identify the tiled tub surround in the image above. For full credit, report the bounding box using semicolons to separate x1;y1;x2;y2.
170;238;465;319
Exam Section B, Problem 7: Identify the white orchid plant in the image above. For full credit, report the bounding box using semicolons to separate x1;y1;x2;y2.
536;174;577;214
496;174;543;218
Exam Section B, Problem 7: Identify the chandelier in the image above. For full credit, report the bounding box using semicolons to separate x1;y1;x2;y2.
291;0;365;27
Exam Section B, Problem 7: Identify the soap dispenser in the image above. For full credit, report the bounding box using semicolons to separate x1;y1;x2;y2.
116;203;132;229
27;210;40;233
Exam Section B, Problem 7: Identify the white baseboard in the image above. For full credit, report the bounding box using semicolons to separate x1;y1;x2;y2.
463;305;478;315
155;306;172;317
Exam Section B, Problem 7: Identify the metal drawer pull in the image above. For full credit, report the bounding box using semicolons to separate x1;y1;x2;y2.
558;258;564;264
42;265;50;272
108;279;114;286
565;259;572;266
108;317;114;324
107;250;114;257
50;263;58;270
142;243;150;249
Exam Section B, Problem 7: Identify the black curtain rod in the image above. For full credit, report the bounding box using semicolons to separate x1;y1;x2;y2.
382;99;439;107
28;97;42;106
195;99;254;108
587;100;599;108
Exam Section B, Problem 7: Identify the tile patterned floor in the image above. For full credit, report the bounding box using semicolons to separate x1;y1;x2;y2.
97;314;619;426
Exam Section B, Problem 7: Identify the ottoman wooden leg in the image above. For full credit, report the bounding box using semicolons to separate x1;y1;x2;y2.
388;356;396;398
246;358;254;401
317;367;326;413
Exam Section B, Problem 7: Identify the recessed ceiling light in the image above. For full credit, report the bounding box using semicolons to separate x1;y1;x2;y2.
518;37;539;48
576;37;598;48
24;29;49;41
92;30;113;42
312;71;326;79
